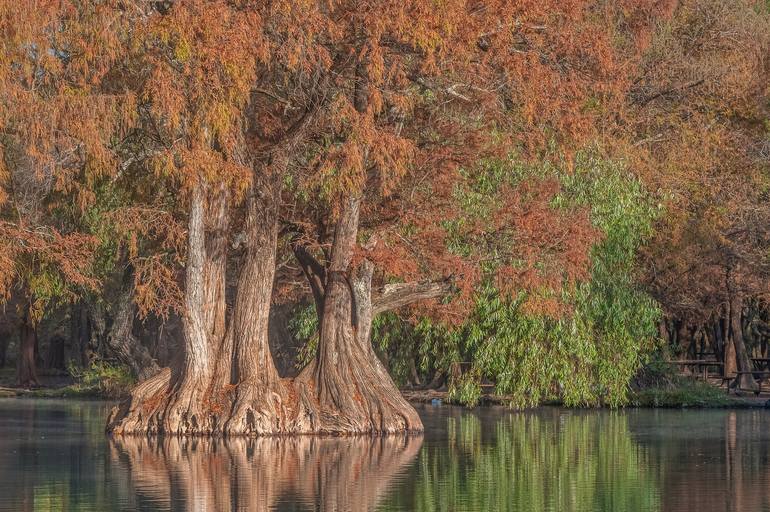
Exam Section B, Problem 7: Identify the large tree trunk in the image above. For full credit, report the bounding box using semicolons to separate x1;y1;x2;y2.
157;182;223;434
225;175;294;435
16;303;40;388
108;186;443;436
295;197;423;434
109;182;221;435
108;177;292;436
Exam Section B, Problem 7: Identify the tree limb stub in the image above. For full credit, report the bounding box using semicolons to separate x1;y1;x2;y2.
372;278;454;316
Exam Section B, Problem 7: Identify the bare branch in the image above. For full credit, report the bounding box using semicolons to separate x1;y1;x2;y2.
372;279;454;316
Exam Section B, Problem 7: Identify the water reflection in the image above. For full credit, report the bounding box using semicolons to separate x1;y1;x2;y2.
383;408;661;511
4;400;770;511
108;434;422;511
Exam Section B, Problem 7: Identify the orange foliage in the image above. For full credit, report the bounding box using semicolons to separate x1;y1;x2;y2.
626;0;770;319
1;0;671;322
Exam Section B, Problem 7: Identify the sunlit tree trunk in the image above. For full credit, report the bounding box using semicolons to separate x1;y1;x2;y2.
295;197;425;433
109;173;298;435
225;174;293;435
108;181;224;435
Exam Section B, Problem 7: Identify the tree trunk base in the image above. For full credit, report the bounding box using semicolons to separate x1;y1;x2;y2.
293;359;424;436
108;368;423;437
223;379;299;436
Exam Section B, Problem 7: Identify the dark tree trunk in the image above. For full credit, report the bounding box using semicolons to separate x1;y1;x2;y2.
45;336;66;370
730;293;756;391
104;283;161;381
713;321;724;363
0;329;8;368
16;304;40;388
69;302;90;368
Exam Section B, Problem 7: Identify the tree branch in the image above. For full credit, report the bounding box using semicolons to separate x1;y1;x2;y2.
290;241;327;316
372;278;454;316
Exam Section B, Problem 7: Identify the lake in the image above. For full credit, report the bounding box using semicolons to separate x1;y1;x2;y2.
1;399;769;511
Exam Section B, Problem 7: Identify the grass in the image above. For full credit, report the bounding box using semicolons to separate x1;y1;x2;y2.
629;379;740;408
627;357;750;408
62;361;135;399
0;362;135;399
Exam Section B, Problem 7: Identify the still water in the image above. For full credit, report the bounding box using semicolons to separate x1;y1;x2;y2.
1;399;770;512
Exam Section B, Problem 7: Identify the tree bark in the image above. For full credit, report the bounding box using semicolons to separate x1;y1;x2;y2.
104;283;161;381
109;176;295;436
16;303;40;388
225;175;294;435
294;197;423;434
0;328;9;368
108;94;433;436
724;307;737;376
730;293;756;391
69;302;90;368
108;182;220;435
161;181;222;433
44;336;66;370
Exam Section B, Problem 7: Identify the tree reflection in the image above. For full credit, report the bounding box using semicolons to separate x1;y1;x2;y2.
382;410;662;511
7;402;770;511
108;434;422;511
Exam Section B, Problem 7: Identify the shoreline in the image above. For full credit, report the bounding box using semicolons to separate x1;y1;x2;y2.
4;384;763;410
403;383;770;410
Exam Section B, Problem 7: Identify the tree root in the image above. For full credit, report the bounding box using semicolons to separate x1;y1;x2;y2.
293;360;423;435
107;367;171;435
223;379;297;436
109;362;423;437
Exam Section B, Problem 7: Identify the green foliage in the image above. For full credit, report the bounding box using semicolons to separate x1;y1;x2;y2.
67;361;135;399
377;153;662;408
289;303;319;368
630;380;736;408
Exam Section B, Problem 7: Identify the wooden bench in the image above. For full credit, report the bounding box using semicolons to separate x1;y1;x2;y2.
666;360;724;380
720;375;735;388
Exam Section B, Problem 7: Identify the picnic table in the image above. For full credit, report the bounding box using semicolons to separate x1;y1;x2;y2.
666;359;724;380
730;371;770;395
